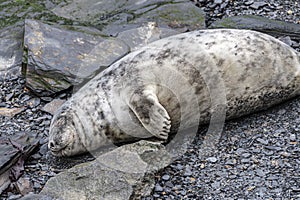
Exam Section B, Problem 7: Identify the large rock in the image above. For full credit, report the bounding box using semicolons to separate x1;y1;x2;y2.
22;20;181;96
21;141;171;200
23;19;130;96
24;0;206;96
50;0;206;36
0;23;23;78
210;15;300;40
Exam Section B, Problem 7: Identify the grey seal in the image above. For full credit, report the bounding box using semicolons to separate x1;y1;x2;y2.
48;29;300;156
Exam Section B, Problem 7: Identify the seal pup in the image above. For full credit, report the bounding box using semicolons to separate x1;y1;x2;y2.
48;29;300;156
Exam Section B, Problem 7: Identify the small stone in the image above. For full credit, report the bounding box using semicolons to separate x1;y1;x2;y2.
5;92;14;101
7;194;22;200
256;169;266;177
241;158;250;163
33;181;42;189
40;96;53;102
165;181;174;188
206;157;218;163
264;146;281;151
21;94;31;102
257;138;268;145
155;184;164;192
278;36;292;46
214;0;223;4
236;148;246;155
184;167;192;176
162;174;170;181
211;181;221;189
58;93;67;99
27;98;41;108
287;10;293;15
242;153;251;158
250;2;268;9
244;0;254;6
291;41;300;48
290;134;296;141
15;178;33;195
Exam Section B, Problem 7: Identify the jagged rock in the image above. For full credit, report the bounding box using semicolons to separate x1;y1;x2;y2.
23;19;130;96
26;141;172;200
51;0;205;36
0;132;40;196
0;23;23;78
210;15;300;40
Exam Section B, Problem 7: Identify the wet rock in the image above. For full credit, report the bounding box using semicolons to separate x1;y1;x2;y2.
39;141;171;199
0;23;23;78
23;19;130;96
210;15;300;40
51;0;206;36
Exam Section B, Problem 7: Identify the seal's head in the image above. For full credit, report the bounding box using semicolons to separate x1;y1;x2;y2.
48;105;87;157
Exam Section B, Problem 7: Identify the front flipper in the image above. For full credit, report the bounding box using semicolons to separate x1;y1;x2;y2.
129;86;171;140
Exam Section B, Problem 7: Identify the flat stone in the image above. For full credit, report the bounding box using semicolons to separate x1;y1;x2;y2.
41;99;66;115
39;141;172;199
0;107;25;117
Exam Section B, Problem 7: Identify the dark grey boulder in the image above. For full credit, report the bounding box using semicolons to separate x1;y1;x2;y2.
23;19;130;96
51;0;206;36
0;23;23;78
210;15;300;40
23;0;206;96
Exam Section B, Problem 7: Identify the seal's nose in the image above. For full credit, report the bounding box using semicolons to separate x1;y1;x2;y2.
48;141;55;149
48;140;56;150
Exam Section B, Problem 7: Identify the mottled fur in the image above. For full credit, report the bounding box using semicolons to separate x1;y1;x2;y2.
49;29;300;156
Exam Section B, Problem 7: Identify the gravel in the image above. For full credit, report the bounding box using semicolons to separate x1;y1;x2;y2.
144;97;300;199
195;0;300;26
1;0;300;199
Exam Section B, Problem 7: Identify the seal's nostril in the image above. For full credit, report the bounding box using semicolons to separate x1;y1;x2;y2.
49;141;55;149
